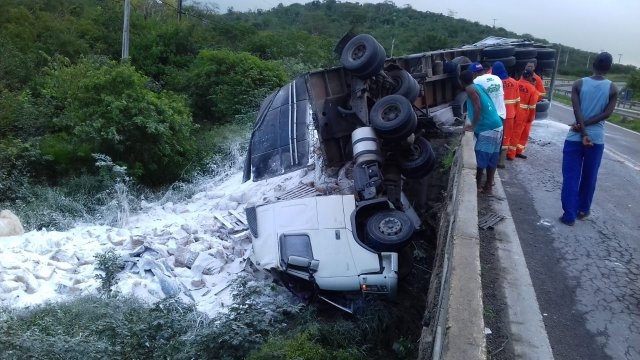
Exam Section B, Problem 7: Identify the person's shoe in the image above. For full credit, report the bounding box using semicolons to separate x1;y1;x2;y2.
506;157;514;161
516;153;528;159
558;216;575;226
577;211;590;220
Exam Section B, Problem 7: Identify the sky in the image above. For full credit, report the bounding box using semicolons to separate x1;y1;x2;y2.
196;0;640;67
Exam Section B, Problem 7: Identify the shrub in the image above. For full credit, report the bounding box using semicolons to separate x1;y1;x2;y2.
176;49;288;123
37;56;201;186
94;250;124;296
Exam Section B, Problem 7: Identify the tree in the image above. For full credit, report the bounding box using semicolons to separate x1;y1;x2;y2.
177;50;288;123
627;69;640;100
38;56;200;186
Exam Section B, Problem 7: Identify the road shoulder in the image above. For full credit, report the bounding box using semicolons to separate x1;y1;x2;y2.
482;173;554;359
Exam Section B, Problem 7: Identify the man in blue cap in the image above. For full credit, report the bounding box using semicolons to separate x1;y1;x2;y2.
469;62;506;122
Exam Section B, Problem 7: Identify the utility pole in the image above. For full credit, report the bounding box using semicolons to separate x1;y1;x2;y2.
390;38;395;58
492;18;497;28
177;0;183;21
121;0;130;60
586;54;591;69
618;54;622;64
565;51;569;66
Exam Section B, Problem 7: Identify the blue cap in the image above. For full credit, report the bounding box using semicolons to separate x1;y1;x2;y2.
468;62;484;73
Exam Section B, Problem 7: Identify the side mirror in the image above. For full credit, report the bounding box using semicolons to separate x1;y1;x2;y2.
288;255;311;268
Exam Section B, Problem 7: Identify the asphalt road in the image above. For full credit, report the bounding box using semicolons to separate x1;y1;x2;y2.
499;102;640;360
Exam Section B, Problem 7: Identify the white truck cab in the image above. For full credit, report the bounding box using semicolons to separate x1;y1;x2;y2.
248;195;399;309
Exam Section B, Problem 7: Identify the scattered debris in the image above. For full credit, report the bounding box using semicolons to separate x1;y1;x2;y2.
478;213;505;230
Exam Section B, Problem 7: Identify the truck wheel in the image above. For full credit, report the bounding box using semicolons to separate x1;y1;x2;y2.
515;58;536;71
366;209;414;252
481;46;515;59
514;48;538;59
340;34;385;79
538;59;555;71
536;99;550;112
387;69;420;102
482;56;516;68
370;95;417;140
535;48;556;60
535;110;548;120
444;56;471;74
398;136;436;179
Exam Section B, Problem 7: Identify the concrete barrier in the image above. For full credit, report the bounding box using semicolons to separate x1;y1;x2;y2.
418;132;486;360
418;131;553;360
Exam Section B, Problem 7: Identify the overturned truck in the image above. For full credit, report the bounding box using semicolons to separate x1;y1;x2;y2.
243;33;557;312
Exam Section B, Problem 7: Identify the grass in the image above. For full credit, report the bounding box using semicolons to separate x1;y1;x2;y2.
0;278;422;360
551;92;640;132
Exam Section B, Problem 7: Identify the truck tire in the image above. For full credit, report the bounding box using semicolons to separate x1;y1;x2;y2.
365;209;414;252
535;110;548;120
398;136;436;179
444;56;471;89
515;58;536;71
536;99;551;112
481;46;516;59
370;95;417;140
482;56;516;68
387;69;420;102
535;48;556;60
514;48;538;59
340;34;385;79
538;59;556;71
444;56;471;74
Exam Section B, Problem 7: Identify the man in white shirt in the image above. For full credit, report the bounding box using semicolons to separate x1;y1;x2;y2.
468;62;507;167
468;62;506;120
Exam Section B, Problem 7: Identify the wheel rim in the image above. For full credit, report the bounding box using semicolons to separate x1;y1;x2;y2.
381;105;401;122
378;217;403;236
350;43;367;61
406;143;421;161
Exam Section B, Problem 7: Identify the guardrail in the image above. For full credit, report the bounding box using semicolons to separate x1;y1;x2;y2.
553;89;639;118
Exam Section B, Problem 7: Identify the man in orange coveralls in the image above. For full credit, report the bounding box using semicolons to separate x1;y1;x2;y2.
508;69;539;160
491;61;520;167
526;61;546;98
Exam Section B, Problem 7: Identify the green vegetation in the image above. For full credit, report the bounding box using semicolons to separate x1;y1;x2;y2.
94;250;125;296
552;92;640;132
441;139;461;170
0;276;420;360
1;1;638;357
608;113;640;132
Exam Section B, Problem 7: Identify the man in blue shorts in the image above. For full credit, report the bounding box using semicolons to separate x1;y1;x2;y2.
460;69;504;196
